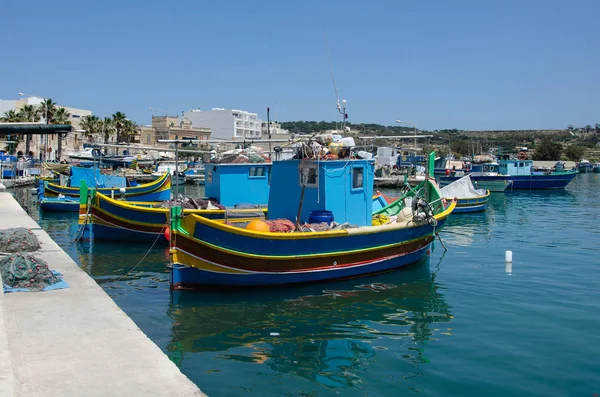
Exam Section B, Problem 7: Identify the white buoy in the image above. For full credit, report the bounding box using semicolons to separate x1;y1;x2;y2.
505;261;512;274
505;250;513;263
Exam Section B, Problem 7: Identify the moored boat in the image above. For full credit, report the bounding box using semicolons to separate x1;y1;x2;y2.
440;175;490;213
438;163;513;192
39;196;80;212
498;159;577;189
168;155;456;289
78;162;273;242
593;162;600;173
45;166;171;202
578;159;593;173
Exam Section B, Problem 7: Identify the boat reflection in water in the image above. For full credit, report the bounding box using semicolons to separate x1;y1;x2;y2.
166;256;451;391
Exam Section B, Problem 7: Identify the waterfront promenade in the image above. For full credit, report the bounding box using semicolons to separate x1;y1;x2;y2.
0;193;205;396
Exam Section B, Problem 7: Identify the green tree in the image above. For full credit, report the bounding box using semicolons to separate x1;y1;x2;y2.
102;117;115;144
0;110;23;122
533;138;562;160
37;99;57;124
79;115;101;142
122;119;138;144
0;110;23;154
54;107;71;160
112;111;127;143
18;104;40;154
564;145;585;161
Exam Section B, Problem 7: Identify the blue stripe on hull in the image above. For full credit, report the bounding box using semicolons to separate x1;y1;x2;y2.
453;203;487;213
192;219;444;257
170;243;432;288
509;174;577;189
40;202;80;212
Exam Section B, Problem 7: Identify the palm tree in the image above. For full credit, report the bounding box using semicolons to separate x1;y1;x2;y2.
79;115;101;142
112;111;127;143
0;109;22;122
18;104;40;155
102;117;115;144
37;98;58;124
122;119;138;144
53;107;72;160
0;110;23;154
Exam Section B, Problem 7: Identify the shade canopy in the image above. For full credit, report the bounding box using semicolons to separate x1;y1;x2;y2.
0;124;71;135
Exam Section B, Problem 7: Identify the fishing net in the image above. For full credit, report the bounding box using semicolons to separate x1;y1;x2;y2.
155;196;225;210
0;254;60;291
0;228;40;253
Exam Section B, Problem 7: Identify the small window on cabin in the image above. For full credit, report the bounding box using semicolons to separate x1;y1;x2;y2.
299;165;318;187
519;162;524;167
248;166;266;178
352;167;364;190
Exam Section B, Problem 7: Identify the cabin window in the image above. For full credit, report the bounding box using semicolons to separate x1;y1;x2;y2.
519;162;524;167
248;166;266;178
299;164;318;187
352;167;364;190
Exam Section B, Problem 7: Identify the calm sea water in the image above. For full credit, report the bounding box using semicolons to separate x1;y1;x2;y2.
15;174;600;396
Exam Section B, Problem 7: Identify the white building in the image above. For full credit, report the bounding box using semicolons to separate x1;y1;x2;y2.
183;108;262;140
261;120;289;136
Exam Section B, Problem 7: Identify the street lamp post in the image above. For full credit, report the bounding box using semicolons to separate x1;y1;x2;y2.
19;92;48;162
395;119;417;149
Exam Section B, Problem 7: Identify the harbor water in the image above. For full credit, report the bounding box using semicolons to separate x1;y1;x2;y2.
13;174;600;396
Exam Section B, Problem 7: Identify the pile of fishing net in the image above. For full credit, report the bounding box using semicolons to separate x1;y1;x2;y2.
0;228;40;253
297;221;356;232
155;196;225;210
214;147;271;164
266;219;295;232
0;254;60;292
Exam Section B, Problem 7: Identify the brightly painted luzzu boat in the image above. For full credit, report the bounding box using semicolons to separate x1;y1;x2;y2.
168;156;456;289
440;175;490;213
78;188;267;243
46;168;171;202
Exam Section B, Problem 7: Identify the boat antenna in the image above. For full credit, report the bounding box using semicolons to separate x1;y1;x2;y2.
323;29;340;110
323;28;348;132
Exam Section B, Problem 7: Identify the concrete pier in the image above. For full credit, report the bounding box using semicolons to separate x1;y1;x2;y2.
0;193;205;397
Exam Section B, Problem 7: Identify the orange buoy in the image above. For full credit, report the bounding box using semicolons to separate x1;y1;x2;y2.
245;220;271;232
164;226;170;241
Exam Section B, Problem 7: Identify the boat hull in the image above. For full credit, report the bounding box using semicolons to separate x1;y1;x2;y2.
81;191;265;243
40;199;80;212
170;207;452;289
593;166;600;174
170;242;433;288
450;191;490;213
46;172;171;201
508;172;577;189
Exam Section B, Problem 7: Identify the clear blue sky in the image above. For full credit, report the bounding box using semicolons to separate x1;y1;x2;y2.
1;0;598;130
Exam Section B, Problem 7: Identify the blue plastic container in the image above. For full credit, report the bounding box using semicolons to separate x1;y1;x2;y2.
308;210;334;224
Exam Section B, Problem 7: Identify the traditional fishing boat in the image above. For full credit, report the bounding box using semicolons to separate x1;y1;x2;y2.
168;154;456;289
578;159;593;173
44;166;171;202
497;159;577;189
78;163;273;242
440;175;490;213
593;162;600;173
437;163;513;192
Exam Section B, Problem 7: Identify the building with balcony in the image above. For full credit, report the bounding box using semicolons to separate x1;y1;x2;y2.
261;121;290;136
183;108;261;140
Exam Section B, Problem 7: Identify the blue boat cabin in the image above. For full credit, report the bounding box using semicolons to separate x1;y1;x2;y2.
204;163;271;207
498;159;533;176
267;159;375;226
